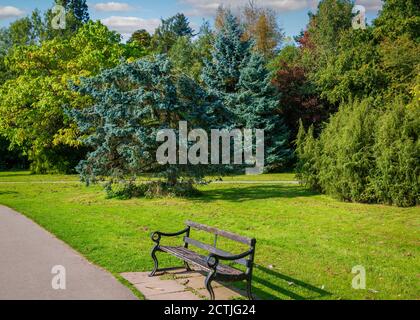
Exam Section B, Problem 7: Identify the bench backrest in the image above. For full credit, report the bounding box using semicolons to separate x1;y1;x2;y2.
184;220;256;267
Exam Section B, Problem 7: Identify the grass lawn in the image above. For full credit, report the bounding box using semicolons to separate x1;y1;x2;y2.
0;171;418;300
0;171;297;182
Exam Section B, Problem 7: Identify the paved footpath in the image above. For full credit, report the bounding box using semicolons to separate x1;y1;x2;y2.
0;205;137;300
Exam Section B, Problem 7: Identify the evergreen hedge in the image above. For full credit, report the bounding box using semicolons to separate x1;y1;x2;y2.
296;97;419;207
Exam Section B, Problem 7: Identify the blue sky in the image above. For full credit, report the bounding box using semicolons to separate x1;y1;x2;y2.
0;1;383;40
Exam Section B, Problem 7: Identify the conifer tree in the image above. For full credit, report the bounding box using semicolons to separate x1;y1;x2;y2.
202;12;251;95
236;53;291;167
202;11;291;170
58;0;89;23
152;13;194;53
69;56;227;191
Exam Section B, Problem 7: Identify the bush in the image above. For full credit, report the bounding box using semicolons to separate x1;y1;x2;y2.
318;99;378;203
373;101;419;206
296;97;419;207
105;180;200;199
295;121;322;192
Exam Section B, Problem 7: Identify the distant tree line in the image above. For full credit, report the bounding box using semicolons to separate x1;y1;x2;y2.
0;0;418;205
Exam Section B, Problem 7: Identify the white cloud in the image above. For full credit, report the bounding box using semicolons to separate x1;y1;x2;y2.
180;0;317;16
180;0;382;16
0;6;24;19
101;16;160;34
94;2;133;12
354;0;383;12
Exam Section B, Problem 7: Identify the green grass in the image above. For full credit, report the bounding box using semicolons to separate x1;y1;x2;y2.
0;171;296;182
208;172;297;181
0;172;418;300
0;171;79;181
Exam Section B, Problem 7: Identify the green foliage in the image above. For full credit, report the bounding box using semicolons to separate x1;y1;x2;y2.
315;28;420;105
128;29;152;48
379;35;420;98
295;121;321;192
168;22;214;81
69;55;227;189
168;36;202;80
297;98;419;207
0;0;417;206
50;0;90;35
202;11;291;169
307;0;353;64
59;0;90;24
268;44;299;71
315;27;385;104
374;0;420;41
105;181;199;199
202;12;251;94
236;53;291;168
151;13;194;53
0;21;132;173
0;136;28;170
1;10;45;47
293;0;420;207
372;100;420;207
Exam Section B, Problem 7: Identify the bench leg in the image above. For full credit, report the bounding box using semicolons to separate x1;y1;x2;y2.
184;261;192;271
246;278;253;300
205;271;216;300
149;245;159;277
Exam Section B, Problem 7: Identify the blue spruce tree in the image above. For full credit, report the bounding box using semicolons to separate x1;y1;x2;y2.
202;11;291;170
237;53;291;168
202;13;251;95
69;55;227;197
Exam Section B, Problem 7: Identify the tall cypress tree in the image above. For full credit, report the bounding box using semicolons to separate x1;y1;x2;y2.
202;11;291;170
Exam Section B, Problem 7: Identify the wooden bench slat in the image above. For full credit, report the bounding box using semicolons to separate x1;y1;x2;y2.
186;220;254;245
183;237;250;267
160;246;246;279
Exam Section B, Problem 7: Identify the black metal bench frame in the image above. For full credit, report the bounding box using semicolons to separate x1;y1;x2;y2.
149;220;256;300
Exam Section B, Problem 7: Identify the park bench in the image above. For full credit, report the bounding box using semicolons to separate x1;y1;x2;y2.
149;220;256;300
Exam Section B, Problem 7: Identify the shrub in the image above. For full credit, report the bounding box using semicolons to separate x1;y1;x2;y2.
105;180;200;199
295;121;322;192
296;97;419;207
373;101;419;206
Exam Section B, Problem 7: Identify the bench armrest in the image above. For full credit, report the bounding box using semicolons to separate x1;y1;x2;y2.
206;248;254;269
151;227;190;245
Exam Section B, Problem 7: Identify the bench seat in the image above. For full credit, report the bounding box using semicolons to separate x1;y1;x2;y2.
149;221;256;300
160;246;246;280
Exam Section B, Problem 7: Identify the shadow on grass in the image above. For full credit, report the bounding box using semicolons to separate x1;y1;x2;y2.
0;191;18;196
196;185;319;202
0;171;31;178
225;265;331;300
228;265;331;300
249;265;331;300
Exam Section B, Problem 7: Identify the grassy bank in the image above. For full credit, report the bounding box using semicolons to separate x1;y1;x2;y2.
0;172;418;300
